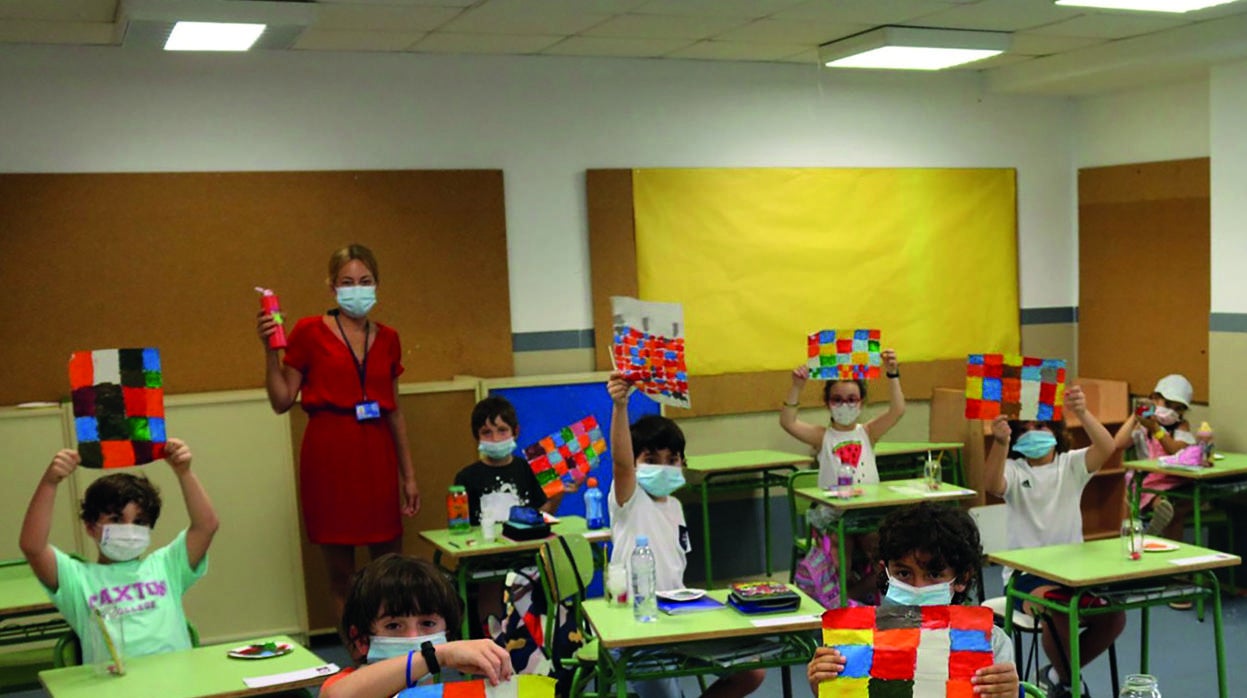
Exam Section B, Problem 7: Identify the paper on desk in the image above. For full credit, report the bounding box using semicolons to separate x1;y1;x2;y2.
750;614;821;628
244;662;339;688
887;485;975;498
1168;553;1236;567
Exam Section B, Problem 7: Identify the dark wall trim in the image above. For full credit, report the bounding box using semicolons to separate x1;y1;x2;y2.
1210;313;1247;333
512;329;596;352
1020;306;1078;325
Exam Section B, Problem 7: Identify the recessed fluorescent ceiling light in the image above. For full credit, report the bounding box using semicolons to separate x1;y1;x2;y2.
1055;0;1239;10
165;21;265;51
821;26;1009;70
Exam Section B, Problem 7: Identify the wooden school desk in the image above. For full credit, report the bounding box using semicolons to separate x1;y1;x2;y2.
685;450;814;584
990;539;1240;698
583;588;822;698
38;634;335;698
793;480;976;605
874;441;966;486
1124;452;1247;550
422;516;611;639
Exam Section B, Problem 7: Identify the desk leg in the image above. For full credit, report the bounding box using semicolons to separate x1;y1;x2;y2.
762;470;773;578
781;665;793;698
1210;573;1227;698
1067;593;1082;693
1195;485;1206;620
836;518;849;607
701;476;714;586
1139;605;1149;673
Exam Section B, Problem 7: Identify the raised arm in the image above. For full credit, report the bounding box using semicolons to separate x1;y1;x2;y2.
320;639;511;698
984;416;1011;498
19;450;79;589
865;349;907;444
1066;385;1115;473
1112;414;1139;452
386;377;420;517
608;372;636;507
164;438;219;570
258;310;303;413
779;366;826;449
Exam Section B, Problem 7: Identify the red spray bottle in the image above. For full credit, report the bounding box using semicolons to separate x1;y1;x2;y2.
256;287;287;350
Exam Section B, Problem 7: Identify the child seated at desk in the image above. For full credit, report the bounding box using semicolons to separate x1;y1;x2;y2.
607;372;765;698
984;385;1123;698
18;438;219;663
320;553;510;697
1112;374;1197;542
807;503;1019;696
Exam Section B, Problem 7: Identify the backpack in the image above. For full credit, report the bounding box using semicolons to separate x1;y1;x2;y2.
488;564;584;697
794;529;841;609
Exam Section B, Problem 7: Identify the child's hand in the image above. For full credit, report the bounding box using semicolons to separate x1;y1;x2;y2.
806;646;846;684
607;371;632;406
436;639;513;686
256;309;282;347
971;662;1019;695
564;480;580;494
791;365;810;388
1066;385;1087;416
43;450;80;486
882;348;899;375
163;438;193;473
990;415;1011;445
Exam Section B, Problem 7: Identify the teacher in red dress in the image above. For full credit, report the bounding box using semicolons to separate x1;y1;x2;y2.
257;243;420;616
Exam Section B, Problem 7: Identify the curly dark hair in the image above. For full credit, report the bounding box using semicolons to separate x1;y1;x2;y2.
877;503;982;604
80;473;162;527
340;554;464;662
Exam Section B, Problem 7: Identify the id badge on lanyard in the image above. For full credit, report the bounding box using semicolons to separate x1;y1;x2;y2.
336;312;381;422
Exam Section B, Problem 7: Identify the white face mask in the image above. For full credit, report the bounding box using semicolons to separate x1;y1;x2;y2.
830;403;862;426
1154;405;1180;426
99;523;151;562
365;631;447;664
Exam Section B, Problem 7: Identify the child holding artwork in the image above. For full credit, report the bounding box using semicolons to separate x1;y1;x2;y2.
984;385;1123;698
454;396;565;524
608;372;765;698
18;438;219;663
320;553;511;697
1112;374;1197;541
780;348;906;603
807;503;1019;696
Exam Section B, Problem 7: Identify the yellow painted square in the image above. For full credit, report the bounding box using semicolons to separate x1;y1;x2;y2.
822;629;873;646
819;677;869;698
965;377;983;399
850;352;869;365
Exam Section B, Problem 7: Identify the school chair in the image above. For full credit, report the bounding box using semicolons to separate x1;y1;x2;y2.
1020;681;1044;697
537;534;602;698
786;469;821;582
970;505;1044;684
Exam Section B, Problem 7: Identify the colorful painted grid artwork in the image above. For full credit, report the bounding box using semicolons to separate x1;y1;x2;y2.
398;675;555;698
820;605;995;698
69;348;166;469
611;296;690;409
964;354;1066;421
807;330;882;380
522;416;608;498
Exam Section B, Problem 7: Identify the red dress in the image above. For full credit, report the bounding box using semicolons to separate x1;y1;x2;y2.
284;315;405;545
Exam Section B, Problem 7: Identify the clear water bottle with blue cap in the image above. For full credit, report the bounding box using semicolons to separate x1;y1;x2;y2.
631;535;658;622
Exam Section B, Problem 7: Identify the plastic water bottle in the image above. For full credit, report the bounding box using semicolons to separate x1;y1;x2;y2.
584;477;606;530
837;461;854;498
1120;674;1161;697
631;536;658;622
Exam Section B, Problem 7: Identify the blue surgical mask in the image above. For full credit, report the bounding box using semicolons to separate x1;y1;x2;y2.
478;438;516;460
365;631;447;664
885;570;954;606
336;285;377;318
636;463;685;497
1014;430;1057;459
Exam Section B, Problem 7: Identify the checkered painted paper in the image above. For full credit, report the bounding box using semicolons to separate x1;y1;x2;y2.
398;675;555;698
69;348;166;469
807;330;882;380
611;296;690;409
820;606;995;698
522;416;608;498
964;354;1065;421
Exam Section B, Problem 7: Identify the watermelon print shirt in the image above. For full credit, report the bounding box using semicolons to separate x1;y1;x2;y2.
816;424;879;490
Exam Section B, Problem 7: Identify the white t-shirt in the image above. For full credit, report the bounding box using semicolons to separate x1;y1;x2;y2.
1000;448;1093;584
817;424;878;490
608;483;690;592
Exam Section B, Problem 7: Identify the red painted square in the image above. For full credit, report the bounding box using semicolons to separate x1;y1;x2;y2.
1040;382;1057;403
1022;356;1042;366
822;606;876;629
946;679;976;698
145;388;165;418
443;680;488;698
101;441;135;469
948;606;994;632
871;647;916;680
920;606;950;629
948;651;993;681
69;351;94;389
123;388;148;417
875;628;920;651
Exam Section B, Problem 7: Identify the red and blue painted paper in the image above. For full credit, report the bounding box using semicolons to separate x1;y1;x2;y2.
523;416;608;498
807;330;882;381
69;348;166;469
964;354;1066;421
820;605;995;698
398;675;555;698
611;296;690;409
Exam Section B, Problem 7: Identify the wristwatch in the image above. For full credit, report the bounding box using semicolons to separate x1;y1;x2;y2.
421;640;440;675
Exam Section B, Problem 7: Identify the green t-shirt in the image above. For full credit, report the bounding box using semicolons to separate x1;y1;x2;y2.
48;530;208;664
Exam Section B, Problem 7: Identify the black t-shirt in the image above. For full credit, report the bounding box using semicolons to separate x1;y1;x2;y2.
453;456;548;525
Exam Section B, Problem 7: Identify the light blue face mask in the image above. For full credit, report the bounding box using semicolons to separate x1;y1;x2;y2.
336;285;377;318
478;438;516;460
884;570;954;606
636;463;686;497
1014;429;1057;459
365;631;447;664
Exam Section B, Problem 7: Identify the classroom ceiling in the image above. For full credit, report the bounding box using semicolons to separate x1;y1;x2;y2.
3;0;1247;95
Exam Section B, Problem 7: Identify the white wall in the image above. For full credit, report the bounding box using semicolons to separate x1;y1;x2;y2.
1073;78;1210;168
0;45;1077;330
1210;60;1247;314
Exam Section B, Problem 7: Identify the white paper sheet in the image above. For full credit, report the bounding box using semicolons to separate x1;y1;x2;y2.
243;663;339;688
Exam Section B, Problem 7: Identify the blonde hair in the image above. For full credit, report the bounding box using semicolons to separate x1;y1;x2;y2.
328;244;380;285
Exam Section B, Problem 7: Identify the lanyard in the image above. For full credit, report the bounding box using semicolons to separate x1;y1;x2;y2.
333;312;371;400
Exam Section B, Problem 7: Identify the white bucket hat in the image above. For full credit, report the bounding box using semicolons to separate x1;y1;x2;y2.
1153;374;1194;408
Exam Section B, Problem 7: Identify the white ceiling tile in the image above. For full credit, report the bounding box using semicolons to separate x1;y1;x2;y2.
953;52;1034;69
319;0;477;6
439;0;613;35
541;35;694;57
1010;32;1105;55
582;13;749;39
472;0;648;13
773;0;961;25
0;18;114;43
293;27;423;51
1026;12;1186;39
666;40;809;60
632;0;807;19
774;47;821;64
0;0;115;22
711;18;871;44
908;0;1085;32
412;31;562;53
314;4;462;32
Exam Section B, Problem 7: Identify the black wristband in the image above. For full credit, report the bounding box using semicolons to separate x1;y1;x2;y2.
886;371;900;378
421;640;440;676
